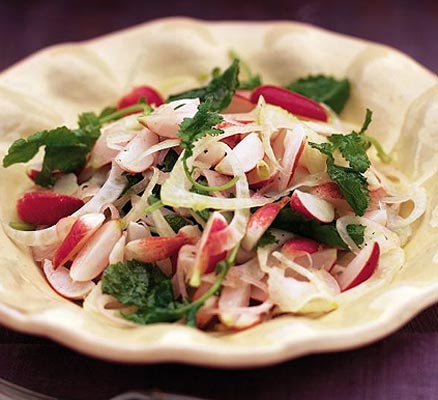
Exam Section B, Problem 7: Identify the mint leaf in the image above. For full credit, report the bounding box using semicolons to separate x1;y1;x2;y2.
346;224;365;246
167;59;240;112
272;207;349;249
286;75;350;113
326;162;370;216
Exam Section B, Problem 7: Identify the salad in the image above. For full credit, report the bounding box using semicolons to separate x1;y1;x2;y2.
2;59;426;330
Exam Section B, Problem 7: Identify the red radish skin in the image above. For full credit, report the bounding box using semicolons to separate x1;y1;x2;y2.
335;242;380;291
17;192;84;226
190;212;228;286
117;85;163;110
290;189;335;223
52;213;105;268
69;220;123;281
311;182;344;200
250;85;328;122
125;230;193;263
43;259;95;300
241;197;290;251
281;238;320;259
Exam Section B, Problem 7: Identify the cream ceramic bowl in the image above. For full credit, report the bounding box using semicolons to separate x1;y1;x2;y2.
0;18;438;367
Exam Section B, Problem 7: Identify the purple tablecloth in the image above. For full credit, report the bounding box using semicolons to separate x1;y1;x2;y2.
1;1;438;399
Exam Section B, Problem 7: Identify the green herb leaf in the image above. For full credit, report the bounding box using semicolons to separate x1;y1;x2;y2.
178;101;224;161
328;133;370;173
257;230;278;248
167;59;240;112
102;261;175;308
272;207;349;249
2;104;149;187
308;109;381;216
326;162;370;216
346;224;365;246
102;245;240;326
286;75;350;113
164;214;191;233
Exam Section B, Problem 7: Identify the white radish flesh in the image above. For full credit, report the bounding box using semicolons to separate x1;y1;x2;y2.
70;220;122;281
115;129;159;173
43;259;95;300
215;133;264;176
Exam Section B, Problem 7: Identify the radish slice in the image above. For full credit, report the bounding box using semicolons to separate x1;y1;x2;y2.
222;90;255;114
190;212;228;287
70;220;123;281
43;259;95;300
241;197;289;251
52;213;105;268
197;142;226;166
108;233;126;265
272;125;306;191
141;98;200;138
17;192;84;226
117;85;164;109
124;227;195;263
251;85;328;122
335;242;380;291
281;238;320;259
115;128;159;173
215;132;264;176
290;189;335;223
74;163;127;216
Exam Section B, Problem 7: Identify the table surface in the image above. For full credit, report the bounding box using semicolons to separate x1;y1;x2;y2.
1;1;438;399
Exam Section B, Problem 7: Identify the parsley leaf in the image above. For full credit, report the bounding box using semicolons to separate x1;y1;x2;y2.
257;230;278;248
286;75;350;113
309;110;380;216
167;59;240;112
102;260;174;308
177;101;239;194
2;103;151;187
101;245;240;326
178;100;224;161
